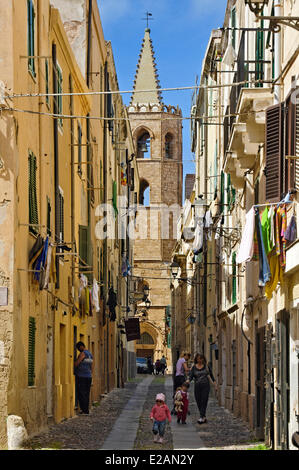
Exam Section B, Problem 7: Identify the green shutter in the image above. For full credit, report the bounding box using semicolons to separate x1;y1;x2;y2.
220;170;225;213
79;225;88;266
231;7;236;50
256;18;264;87
28;151;39;234
232;252;237;305
112;180;118;217
57;65;63;127
28;317;36;386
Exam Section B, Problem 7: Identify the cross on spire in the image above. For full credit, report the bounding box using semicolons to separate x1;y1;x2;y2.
142;11;154;30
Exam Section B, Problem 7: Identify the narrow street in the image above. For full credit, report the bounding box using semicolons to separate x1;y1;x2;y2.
26;375;261;451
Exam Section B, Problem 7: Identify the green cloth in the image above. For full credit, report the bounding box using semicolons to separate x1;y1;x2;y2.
261;207;272;255
112;180;118;217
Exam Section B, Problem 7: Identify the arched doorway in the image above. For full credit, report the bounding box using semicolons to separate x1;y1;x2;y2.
136;331;155;359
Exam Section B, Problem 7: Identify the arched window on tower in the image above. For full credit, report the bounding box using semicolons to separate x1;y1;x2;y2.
137;131;151;159
139;179;150;206
165;133;174;159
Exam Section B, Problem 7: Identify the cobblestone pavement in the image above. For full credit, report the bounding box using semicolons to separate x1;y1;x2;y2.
134;374;173;450
26;375;263;450
26;379;142;450
188;385;260;450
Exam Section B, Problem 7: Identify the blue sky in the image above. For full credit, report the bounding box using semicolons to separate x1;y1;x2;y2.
98;0;228;197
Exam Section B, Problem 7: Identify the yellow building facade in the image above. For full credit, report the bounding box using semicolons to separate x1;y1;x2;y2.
0;0;138;448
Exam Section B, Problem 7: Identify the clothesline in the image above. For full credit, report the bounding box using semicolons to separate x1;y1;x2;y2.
253;201;295;208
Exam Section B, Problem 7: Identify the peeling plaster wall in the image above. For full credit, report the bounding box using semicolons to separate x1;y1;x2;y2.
50;0;87;79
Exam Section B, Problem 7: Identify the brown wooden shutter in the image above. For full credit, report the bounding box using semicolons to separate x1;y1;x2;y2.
285;96;296;191
265;103;284;202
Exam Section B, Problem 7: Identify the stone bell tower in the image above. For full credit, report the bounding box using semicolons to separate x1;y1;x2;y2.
128;28;183;367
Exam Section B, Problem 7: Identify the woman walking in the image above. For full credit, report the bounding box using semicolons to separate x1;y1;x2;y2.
188;354;217;424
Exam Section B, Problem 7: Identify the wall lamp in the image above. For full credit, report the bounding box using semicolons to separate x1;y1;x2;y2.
245;0;299;32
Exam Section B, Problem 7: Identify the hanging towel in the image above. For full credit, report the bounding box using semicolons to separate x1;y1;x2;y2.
205;210;213;241
255;208;271;286
29;235;44;266
236;207;255;264
265;254;284;300
92;279;100;313
284;215;297;243
192;219;203;254
42;244;53;290
261;207;272;255
34;236;49;282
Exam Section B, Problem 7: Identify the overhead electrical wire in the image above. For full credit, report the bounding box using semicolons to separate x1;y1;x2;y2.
2;78;276;100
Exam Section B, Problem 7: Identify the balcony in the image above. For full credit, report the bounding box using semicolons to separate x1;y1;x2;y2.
223;31;273;188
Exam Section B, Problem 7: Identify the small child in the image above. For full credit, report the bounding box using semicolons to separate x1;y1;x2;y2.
175;382;189;424
150;393;171;444
174;386;183;415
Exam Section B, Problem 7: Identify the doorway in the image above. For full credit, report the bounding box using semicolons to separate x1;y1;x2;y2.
276;311;290;449
255;323;265;440
46;326;54;418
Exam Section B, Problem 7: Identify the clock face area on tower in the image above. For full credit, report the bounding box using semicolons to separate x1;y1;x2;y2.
129;28;183;364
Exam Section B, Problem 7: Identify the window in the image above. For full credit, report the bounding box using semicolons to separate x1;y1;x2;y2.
56;63;63;128
165;133;174;158
112;180;118;217
45;59;49;106
79;225;88;271
139;179;150;206
77;122;82;176
28;151;39;234
137;332;154;345
27;0;35;76
137;131;151;159
28;317;36;386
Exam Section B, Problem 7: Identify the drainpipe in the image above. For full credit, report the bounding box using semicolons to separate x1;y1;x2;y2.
87;0;92;88
52;43;60;289
274;0;281;104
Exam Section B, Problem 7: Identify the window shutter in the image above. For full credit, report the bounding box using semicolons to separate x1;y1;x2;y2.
28;317;36;386
45;59;49;105
59;192;64;243
47;197;51;236
28;151;39;234
220;171;225;213
265;103;284;202
79;225;88;267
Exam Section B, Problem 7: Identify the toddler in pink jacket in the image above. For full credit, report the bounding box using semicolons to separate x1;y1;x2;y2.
150;393;171;443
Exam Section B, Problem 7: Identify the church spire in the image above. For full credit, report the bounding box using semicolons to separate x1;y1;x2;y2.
130;29;163;106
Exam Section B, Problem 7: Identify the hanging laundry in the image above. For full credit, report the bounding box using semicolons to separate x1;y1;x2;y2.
41;244;53;290
92;279;100;313
236;207;255;264
284;215;297;243
29;235;44;266
121;256;131;277
255;208;271;286
192;219;203;254
121;169;127;186
107;287;117;322
34;236;49;282
205;210;213;241
276;205;287;268
79;274;88;298
261;206;272;255
265;254;284;300
268;206;275;250
85;287;90;315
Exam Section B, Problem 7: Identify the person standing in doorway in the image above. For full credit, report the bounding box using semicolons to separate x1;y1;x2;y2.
160;355;167;375
188;353;217;424
74;341;94;415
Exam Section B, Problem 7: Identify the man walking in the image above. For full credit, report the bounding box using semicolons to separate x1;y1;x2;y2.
74;341;94;415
